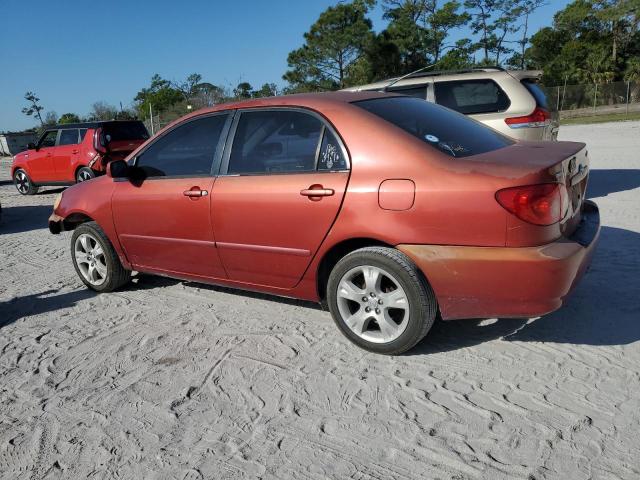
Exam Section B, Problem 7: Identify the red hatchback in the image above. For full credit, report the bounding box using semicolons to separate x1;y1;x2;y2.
49;92;600;354
12;120;149;195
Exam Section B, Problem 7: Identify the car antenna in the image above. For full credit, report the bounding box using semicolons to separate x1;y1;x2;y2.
380;62;439;92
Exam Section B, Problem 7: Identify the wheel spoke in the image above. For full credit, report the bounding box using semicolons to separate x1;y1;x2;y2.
95;260;107;277
338;279;365;302
345;309;368;335
75;251;89;265
362;266;381;292
382;288;408;310
379;312;400;341
79;235;90;253
92;245;104;257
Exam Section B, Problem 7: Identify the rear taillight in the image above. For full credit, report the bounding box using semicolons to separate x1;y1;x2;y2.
505;107;550;128
496;183;562;226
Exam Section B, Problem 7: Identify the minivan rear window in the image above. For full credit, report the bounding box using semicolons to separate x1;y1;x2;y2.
353;96;513;158
105;122;149;141
434;79;510;114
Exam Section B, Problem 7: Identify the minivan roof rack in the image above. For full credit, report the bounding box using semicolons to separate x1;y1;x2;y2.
401;65;507;80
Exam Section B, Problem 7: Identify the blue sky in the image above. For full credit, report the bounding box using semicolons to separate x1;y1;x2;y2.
0;0;570;132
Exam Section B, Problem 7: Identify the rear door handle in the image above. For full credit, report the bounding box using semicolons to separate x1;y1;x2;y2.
300;187;335;197
72;149;78;154
183;188;208;197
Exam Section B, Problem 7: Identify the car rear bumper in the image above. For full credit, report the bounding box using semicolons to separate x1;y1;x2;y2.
397;200;600;320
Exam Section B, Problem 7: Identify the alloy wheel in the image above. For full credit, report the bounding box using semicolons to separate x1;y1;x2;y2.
74;233;108;286
15;171;29;194
336;265;410;343
77;170;93;182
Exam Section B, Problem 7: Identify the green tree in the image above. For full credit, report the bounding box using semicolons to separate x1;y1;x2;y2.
22;91;45;126
233;82;254;99
58;113;81;124
284;0;375;91
134;74;183;120
43;111;58;126
252;83;278;98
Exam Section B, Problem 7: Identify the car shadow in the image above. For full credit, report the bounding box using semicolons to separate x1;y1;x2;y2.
408;225;640;355
588;169;640;199
0;289;95;329
0;179;14;186
0;205;53;234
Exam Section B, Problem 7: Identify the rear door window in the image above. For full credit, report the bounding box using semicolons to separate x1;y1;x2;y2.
58;129;80;145
136;114;228;177
434;79;510;114
227;110;323;175
354;96;513;158
317;129;347;171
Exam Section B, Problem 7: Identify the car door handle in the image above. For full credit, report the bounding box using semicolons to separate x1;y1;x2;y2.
72;149;78;154
300;186;335;197
183;188;208;197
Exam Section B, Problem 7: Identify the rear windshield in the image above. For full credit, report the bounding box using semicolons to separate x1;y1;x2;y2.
434;79;510;114
521;79;551;110
354;96;513;158
104;122;149;141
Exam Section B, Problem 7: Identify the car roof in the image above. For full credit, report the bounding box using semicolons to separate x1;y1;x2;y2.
47;120;143;130
345;69;543;92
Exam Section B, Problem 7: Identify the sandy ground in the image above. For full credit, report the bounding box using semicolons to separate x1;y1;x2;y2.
0;121;639;480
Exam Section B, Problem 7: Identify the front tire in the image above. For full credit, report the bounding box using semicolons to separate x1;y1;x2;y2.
13;169;39;195
71;222;131;292
327;247;437;355
76;167;96;183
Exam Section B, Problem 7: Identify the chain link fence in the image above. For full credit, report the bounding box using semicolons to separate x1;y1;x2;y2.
542;81;640;119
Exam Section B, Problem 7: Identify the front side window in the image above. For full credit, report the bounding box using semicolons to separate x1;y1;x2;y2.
59;129;80;146
136;114;227;177
39;130;58;148
354;96;513;158
228;110;323;174
434;79;510;114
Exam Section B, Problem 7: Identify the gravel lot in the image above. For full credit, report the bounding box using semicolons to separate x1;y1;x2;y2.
1;121;639;480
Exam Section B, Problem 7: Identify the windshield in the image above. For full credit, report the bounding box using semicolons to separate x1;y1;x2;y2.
105;122;149;141
353;96;513;158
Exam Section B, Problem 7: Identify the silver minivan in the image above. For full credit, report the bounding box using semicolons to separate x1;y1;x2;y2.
346;67;559;141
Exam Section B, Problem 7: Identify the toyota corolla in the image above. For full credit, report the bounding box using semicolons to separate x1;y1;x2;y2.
49;92;600;354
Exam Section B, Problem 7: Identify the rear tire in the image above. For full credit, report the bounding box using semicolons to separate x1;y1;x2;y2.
327;247;437;355
71;221;131;292
76;167;96;183
13;169;39;195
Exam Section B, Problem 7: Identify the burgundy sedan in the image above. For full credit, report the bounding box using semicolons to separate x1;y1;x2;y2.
49;92;599;354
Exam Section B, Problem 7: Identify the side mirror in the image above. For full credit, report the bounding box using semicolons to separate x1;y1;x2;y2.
27;142;36;150
107;160;129;179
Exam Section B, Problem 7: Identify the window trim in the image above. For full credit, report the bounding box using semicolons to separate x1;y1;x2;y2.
433;78;511;115
219;107;350;177
131;111;233;180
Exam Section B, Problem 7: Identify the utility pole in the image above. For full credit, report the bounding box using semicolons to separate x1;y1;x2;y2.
149;104;154;135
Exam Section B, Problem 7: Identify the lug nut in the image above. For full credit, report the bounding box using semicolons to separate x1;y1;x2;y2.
370;292;376;297
375;308;381;314
365;306;371;313
362;296;368;302
378;299;383;305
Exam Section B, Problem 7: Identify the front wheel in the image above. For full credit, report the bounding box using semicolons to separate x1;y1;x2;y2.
76;167;96;183
71;222;131;292
327;247;437;355
13;169;39;195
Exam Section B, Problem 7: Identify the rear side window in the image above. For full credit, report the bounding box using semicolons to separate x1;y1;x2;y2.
434;79;510;114
228;110;323;174
105;122;149;141
79;128;88;141
59;129;79;146
521;79;550;110
354;96;513;158
317;129;347;171
136;115;227;177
